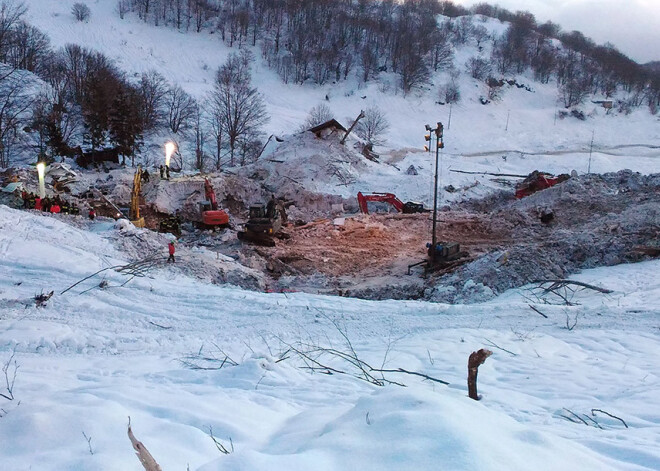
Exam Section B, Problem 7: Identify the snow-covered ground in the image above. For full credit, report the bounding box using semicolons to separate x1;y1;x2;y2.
1;204;660;470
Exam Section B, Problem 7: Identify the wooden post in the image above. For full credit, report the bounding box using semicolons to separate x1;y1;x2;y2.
467;348;492;400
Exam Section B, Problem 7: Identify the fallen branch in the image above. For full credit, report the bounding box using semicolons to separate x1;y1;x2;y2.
561;408;588;426
374;368;449;385
34;290;54;307
208;426;233;454
61;255;164;295
533;279;613;294
591;409;628;428
1;351;18;401
127;417;162;471
484;338;516;356
450;169;527;177
528;304;548;318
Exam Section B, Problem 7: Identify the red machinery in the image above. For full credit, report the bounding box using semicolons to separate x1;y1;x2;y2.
515;171;570;199
357;192;426;214
200;178;229;226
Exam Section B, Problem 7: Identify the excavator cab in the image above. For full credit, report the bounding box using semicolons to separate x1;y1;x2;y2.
249;204;267;219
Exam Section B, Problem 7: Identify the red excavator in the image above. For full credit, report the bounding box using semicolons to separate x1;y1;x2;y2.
199;178;229;228
515;171;570;199
357;192;426;214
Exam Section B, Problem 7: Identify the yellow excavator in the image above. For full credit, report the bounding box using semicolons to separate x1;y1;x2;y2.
130;166;145;228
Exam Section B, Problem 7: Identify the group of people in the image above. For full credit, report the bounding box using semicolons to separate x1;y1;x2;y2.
159;165;171;180
21;191;80;215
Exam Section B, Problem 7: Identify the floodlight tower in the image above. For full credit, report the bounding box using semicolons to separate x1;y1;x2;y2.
424;122;444;263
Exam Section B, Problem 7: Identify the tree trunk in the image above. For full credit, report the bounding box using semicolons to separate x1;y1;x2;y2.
467;348;492;400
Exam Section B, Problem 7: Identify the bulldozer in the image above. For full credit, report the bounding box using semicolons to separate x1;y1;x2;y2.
237;198;288;247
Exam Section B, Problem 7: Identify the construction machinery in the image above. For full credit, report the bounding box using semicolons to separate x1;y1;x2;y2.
407;241;469;275
237;200;288;247
159;212;182;236
515;171;570;199
199;178;229;228
357;192;426;215
129;167;145;227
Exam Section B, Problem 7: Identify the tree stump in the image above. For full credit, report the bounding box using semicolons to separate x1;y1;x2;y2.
468;348;492;400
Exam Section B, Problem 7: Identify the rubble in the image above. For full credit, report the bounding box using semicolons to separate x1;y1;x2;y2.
3;160;657;303
427;171;660;303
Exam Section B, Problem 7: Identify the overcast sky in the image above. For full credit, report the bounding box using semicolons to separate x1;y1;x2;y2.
455;0;660;63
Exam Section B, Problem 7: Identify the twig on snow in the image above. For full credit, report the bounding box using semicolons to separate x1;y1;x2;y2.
591;409;628;428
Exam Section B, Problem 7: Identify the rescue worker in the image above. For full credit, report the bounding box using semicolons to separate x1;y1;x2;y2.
88;208;96;220
34;196;42;211
165;165;171;180
142;169;150;183
50;202;61;213
159;165;165;179
21;190;28;208
167;240;176;263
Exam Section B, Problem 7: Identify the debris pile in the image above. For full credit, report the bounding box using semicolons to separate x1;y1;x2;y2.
428;171;660;303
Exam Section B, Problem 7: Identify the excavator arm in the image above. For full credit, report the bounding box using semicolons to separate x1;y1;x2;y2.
357;192;406;214
204;178;218;210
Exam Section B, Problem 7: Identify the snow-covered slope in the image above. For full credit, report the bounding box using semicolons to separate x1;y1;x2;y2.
2;202;660;470
24;0;659;168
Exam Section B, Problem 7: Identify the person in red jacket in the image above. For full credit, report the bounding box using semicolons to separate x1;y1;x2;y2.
167;241;176;263
50;203;61;213
34;196;42;211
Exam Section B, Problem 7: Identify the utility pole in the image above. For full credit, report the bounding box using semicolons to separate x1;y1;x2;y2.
588;129;594;174
425;122;444;264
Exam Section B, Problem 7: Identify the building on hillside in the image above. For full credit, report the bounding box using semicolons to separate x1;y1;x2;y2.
308;119;347;139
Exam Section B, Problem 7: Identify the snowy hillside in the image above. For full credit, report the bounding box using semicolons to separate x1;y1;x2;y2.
24;0;660;167
2;206;660;470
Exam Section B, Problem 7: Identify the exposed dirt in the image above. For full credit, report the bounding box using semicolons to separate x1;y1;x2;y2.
242;171;660;301
5;164;658;303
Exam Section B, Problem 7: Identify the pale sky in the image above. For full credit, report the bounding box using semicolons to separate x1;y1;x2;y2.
455;0;660;63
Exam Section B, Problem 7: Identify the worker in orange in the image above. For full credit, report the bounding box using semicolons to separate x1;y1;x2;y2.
167;240;176;263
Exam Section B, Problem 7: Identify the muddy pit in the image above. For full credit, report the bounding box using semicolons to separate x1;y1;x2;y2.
235;171;659;302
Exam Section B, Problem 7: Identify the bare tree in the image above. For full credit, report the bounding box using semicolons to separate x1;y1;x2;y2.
116;0;130;20
467;56;491;80
560;74;590;108
441;72;461;103
71;3;91;22
138;70;168;130
399;51;430;95
301;103;333;130
0;0;27;62
472;24;489;50
209;50;268;166
165;84;196;134
0;68;33;167
355;106;389;145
